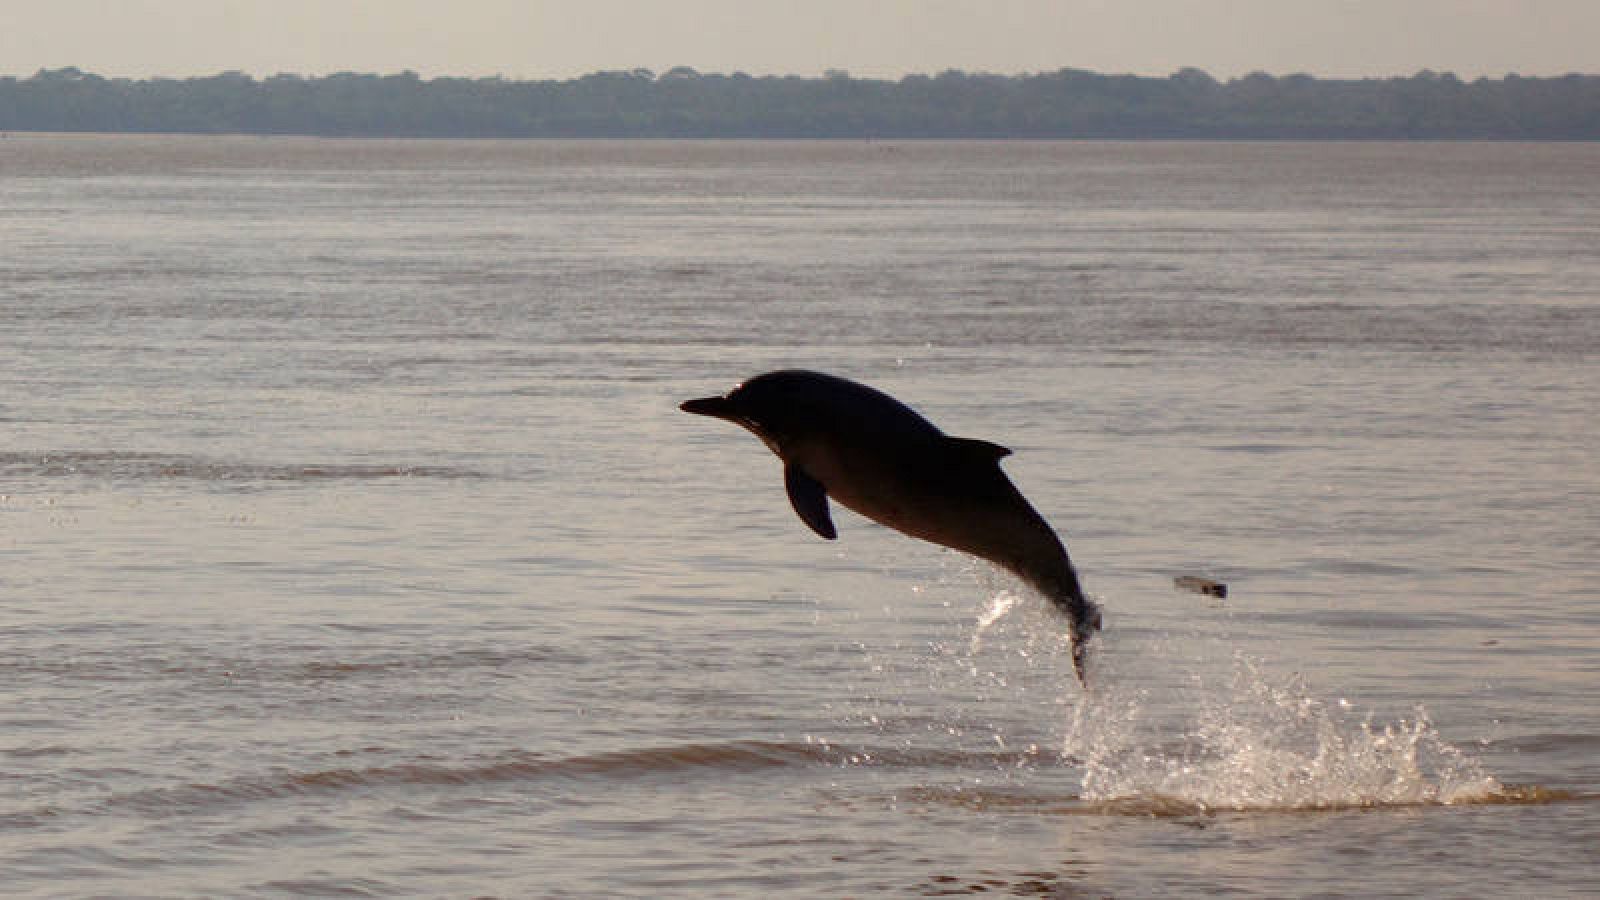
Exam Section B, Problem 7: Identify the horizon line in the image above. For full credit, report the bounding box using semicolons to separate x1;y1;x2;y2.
10;65;1599;84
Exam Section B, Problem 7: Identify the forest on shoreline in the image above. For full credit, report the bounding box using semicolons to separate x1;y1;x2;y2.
4;66;1599;139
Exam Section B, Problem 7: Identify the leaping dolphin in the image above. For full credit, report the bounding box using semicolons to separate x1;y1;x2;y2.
680;370;1101;682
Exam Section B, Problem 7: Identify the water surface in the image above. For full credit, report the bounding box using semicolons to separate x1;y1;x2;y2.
3;136;1597;897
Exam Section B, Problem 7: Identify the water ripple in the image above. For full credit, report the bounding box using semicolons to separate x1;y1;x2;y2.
0;451;485;483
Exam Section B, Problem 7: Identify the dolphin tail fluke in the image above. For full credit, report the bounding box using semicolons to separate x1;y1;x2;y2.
1066;594;1101;685
1040;573;1100;686
1012;558;1100;685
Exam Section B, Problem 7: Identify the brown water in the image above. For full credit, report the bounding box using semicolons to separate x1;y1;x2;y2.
2;135;1597;897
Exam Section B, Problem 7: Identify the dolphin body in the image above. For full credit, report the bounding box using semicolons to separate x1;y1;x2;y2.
681;369;1101;681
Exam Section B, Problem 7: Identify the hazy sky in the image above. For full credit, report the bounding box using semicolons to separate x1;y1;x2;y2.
6;0;1597;80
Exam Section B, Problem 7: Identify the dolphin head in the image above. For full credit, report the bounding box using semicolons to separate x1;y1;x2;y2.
679;371;830;453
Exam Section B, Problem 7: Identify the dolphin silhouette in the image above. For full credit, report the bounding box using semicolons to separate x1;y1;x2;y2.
681;370;1101;681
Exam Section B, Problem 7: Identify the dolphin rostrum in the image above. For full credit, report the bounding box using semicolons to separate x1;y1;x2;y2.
680;370;1101;681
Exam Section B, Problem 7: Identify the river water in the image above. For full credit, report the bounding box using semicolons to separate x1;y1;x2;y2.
2;135;1597;897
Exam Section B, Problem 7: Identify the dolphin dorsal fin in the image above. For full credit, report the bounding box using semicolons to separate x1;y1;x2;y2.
945;436;1012;461
784;462;838;540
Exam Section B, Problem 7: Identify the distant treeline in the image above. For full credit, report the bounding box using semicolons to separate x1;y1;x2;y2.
4;66;1600;139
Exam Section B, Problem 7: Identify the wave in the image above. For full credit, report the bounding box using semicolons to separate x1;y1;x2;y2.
98;741;831;816
897;782;1569;818
75;740;1054;821
9;736;1574;828
0;451;483;483
1086;783;1571;816
102;739;1578;816
289;741;826;789
122;740;1049;805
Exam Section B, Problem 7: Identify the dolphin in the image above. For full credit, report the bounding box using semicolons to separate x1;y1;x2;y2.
680;369;1101;681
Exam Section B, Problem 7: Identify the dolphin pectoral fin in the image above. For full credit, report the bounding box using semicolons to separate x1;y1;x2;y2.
784;462;837;540
945;436;1012;461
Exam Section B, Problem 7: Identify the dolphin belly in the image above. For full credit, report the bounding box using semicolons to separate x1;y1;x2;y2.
788;429;1093;640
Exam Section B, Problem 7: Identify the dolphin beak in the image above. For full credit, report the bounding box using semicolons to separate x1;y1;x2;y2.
680;395;740;421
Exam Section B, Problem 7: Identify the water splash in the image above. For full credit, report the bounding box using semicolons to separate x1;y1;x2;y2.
822;576;1508;814
1065;653;1504;812
968;589;1022;654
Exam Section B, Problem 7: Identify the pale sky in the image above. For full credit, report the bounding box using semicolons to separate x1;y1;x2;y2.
5;0;1597;80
